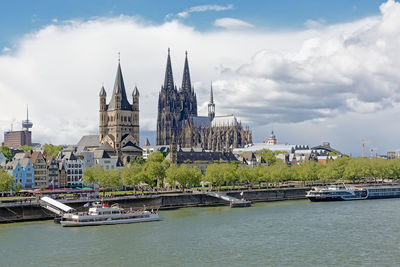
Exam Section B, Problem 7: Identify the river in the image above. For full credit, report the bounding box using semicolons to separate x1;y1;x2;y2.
1;199;400;266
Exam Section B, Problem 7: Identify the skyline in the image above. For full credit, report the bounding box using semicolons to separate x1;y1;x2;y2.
0;0;399;156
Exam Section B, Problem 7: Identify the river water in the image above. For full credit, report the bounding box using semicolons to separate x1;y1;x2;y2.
1;199;400;266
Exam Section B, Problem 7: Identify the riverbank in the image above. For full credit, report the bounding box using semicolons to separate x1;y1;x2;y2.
0;187;309;223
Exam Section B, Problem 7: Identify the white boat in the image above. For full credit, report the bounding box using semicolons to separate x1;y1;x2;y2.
60;202;160;227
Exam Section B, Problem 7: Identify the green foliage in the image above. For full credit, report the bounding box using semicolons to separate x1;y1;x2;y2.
165;165;203;190
147;152;165;163
0;171;15;192
257;149;277;166
0;146;12;159
20;145;33;153
83;166;122;191
204;163;238;188
43;144;62;158
14;183;23;193
121;163;148;188
134;156;145;165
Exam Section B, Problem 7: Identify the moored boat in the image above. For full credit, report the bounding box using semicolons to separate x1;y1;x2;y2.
306;184;400;201
60;202;160;227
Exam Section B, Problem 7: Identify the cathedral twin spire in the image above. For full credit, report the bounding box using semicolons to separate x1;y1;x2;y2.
162;49;194;93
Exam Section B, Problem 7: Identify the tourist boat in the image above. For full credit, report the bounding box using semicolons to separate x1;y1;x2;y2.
60;202;160;227
306;184;400;201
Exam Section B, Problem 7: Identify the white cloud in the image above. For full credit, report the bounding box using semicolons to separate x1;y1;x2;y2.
170;4;233;19
214;17;254;29
304;19;326;29
1;1;400;154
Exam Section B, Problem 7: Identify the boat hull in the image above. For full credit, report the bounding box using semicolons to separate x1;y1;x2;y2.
60;215;160;227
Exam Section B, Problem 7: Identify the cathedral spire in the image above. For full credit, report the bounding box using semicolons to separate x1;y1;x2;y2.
208;81;215;120
164;48;174;91
181;50;192;92
210;81;214;104
108;59;131;110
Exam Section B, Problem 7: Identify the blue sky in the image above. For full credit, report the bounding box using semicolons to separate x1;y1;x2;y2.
1;0;399;156
0;0;384;49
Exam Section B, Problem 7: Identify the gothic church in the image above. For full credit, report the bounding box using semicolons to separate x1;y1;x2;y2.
156;49;252;151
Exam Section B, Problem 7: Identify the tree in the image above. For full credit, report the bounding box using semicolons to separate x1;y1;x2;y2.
257;149;276;166
0;171;15;192
165;164;180;189
83;166;104;185
204;164;225;189
20;145;33;153
147;152;165;163
14;183;23;193
43;144;62;158
0;146;12;159
121;163;147;191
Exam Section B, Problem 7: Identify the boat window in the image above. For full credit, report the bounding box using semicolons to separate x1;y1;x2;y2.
112;211;120;214
103;211;111;215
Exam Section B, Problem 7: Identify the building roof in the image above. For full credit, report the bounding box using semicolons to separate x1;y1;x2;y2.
192;116;211;127
24;151;43;163
144;137;151;146
108;62;132;111
94;150;110;159
121;141;143;152
97;142;114;152
167;151;238;164
311;143;343;155
77;135;100;148
99;85;107;97
211;115;238;127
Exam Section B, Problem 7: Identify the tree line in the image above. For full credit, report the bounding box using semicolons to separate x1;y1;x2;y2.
83;152;400;192
3;151;400;193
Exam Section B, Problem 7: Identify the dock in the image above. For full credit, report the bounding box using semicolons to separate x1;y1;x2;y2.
206;192;251;208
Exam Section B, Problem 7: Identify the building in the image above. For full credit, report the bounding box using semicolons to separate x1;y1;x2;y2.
24;151;47;188
156;49;252;152
166;145;239;173
5;158;34;189
58;163;67;188
3;106;33;148
4;131;32;148
98;59;142;163
46;156;59;189
58;151;84;187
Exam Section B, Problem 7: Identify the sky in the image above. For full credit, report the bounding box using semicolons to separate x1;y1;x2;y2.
0;0;398;156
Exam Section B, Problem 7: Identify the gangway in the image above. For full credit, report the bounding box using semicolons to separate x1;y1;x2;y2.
40;196;75;215
206;192;251;208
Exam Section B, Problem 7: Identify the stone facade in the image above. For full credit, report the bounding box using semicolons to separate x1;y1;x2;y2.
156;50;252;151
99;61;141;162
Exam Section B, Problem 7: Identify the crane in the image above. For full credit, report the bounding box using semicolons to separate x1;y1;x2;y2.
370;148;378;158
361;140;370;157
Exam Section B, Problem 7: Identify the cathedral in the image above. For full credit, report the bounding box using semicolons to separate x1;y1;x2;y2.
156;49;252;152
98;60;142;163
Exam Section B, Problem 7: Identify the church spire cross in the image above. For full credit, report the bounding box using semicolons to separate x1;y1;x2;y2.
118;52;120;63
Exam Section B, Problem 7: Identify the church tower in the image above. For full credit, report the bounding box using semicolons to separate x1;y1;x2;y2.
208;82;215;120
99;59;140;151
179;51;197;121
156;49;181;145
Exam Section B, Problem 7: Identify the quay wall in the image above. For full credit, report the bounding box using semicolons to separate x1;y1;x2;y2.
0;188;309;223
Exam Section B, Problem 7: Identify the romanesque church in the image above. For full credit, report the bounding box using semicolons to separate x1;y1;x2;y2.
98;60;142;163
156;49;252;152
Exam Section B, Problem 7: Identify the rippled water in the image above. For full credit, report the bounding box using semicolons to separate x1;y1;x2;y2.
1;199;400;266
